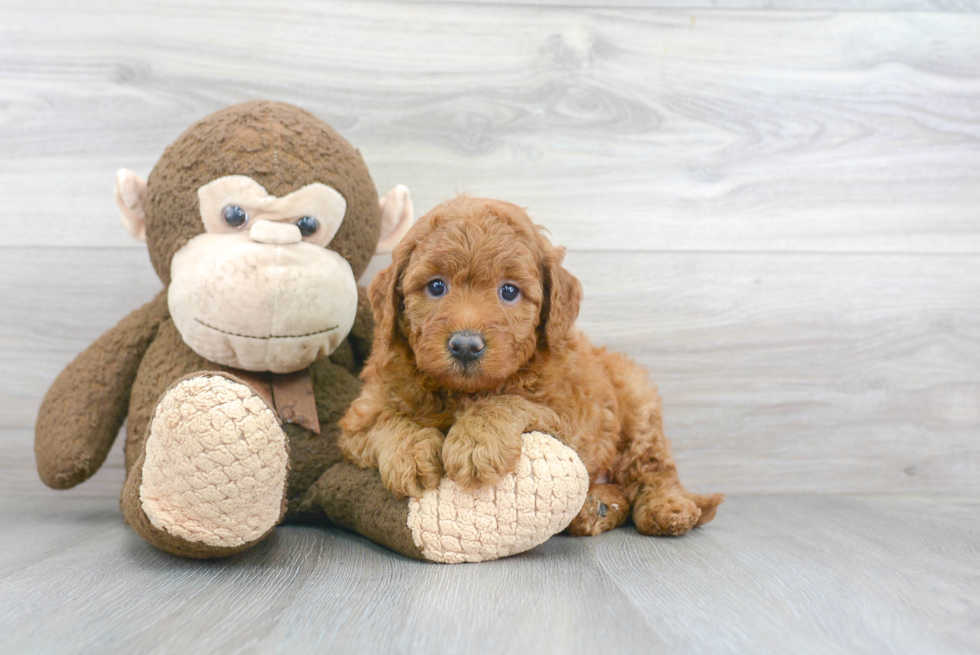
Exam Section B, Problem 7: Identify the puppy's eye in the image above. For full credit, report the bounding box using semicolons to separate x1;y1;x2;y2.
499;283;520;302
296;216;319;237
222;205;248;228
427;279;448;298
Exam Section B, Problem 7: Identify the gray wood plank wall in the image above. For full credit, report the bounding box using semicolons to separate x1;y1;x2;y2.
2;0;978;497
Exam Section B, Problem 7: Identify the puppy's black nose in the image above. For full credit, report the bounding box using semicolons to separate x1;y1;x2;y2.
448;331;485;364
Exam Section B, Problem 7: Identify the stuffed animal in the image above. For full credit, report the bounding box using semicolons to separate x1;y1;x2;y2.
34;101;589;563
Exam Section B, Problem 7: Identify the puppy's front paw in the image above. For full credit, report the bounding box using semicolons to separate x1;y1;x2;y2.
377;428;445;498
442;423;522;492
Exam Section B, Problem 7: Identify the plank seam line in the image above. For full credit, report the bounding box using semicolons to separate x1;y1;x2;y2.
354;0;980;15
4;246;980;257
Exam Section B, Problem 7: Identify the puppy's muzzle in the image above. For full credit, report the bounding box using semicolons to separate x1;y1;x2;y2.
448;331;485;365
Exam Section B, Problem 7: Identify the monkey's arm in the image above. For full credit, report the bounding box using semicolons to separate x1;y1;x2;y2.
35;290;170;489
346;285;375;374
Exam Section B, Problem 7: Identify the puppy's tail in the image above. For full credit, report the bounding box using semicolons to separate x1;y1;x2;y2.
688;492;725;526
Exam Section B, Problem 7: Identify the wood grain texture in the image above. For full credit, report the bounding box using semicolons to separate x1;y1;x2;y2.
3;1;979;497
1;495;977;654
416;1;980;9
3;2;977;651
1;2;978;252
6;247;978;495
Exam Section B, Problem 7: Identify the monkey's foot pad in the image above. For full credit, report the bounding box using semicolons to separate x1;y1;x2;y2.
140;375;288;549
407;431;589;564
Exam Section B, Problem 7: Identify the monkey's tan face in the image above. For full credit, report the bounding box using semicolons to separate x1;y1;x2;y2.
167;176;358;373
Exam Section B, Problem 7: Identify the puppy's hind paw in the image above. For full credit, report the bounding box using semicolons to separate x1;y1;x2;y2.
632;489;703;537
566;484;631;536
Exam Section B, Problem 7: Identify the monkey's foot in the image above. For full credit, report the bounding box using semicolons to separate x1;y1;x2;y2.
122;374;289;558
409;431;589;563
312;431;588;563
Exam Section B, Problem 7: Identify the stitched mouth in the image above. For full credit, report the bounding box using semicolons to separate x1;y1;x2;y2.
195;318;339;340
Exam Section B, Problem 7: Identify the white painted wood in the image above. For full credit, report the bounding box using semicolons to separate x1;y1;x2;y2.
3;1;979;497
1;495;977;655
6;247;978;495
420;1;980;9
0;3;978;252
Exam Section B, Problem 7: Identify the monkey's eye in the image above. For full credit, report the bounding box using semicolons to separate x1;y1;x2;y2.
426;279;448;298
296;216;319;237
499;283;520;302
222;205;248;228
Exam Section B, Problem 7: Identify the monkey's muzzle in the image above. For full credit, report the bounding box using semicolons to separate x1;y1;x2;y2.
168;232;358;373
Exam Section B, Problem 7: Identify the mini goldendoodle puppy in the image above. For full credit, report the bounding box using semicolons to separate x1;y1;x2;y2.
340;197;722;536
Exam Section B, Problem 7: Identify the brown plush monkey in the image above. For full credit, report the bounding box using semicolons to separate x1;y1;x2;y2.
34;101;588;562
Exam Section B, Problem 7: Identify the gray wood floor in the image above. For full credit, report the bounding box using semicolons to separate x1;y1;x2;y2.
2;495;977;655
2;1;979;653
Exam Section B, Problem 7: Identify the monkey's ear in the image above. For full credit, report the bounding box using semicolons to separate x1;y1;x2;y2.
114;169;148;242
376;185;414;254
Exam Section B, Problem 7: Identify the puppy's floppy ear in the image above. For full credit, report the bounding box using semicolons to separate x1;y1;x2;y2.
540;246;583;350
369;237;413;347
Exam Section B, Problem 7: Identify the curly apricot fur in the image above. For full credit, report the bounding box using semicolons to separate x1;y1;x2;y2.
339;197;722;535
